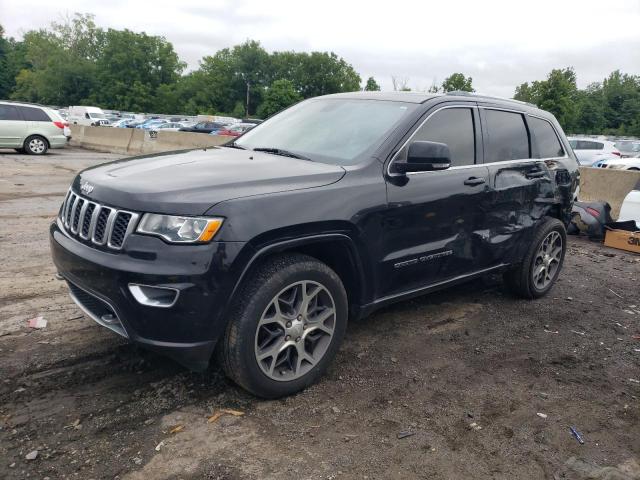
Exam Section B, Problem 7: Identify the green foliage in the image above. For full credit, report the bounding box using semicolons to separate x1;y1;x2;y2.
364;76;380;91
441;73;474;92
514;68;640;135
257;79;302;118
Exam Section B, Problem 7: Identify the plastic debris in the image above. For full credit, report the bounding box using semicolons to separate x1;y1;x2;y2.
570;426;585;444
154;441;164;452
397;431;415;439
207;408;245;424
536;412;548;419
25;450;38;460
629;379;640;384
469;422;482;431
608;288;623;299
571;330;586;336
27;316;47;329
168;424;184;434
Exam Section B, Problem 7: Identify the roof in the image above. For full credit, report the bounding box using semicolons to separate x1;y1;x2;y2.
319;90;538;109
0;100;46;108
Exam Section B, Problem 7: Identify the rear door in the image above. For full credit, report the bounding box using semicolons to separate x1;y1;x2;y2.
478;106;552;266
0;104;27;147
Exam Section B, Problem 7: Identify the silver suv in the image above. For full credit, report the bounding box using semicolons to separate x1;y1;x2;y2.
0;101;70;155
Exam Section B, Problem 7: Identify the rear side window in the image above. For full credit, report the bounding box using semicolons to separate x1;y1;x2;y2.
484;110;530;162
576;140;603;150
528;117;564;158
0;105;22;120
403;108;476;167
18;106;51;122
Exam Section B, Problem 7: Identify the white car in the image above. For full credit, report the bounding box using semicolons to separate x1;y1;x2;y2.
619;190;640;226
594;157;640;171
567;137;621;166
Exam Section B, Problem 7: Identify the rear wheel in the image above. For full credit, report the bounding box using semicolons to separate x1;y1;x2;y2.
24;135;48;155
504;218;567;299
218;253;348;398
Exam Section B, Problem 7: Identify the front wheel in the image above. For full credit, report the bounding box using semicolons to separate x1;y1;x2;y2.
218;253;348;398
24;135;48;155
504;218;567;299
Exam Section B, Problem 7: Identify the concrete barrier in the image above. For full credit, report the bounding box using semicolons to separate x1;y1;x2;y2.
69;125;229;156
578;166;640;219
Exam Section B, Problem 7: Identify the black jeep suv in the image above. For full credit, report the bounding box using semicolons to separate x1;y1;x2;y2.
50;92;579;398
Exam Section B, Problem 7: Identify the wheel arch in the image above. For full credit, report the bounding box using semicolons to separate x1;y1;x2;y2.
229;233;368;320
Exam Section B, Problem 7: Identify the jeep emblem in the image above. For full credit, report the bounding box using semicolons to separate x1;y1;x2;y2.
80;181;94;195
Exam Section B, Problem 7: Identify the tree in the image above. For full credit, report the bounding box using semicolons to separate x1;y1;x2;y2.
441;73;474;92
364;76;380;91
232;40;270;116
257;79;302;118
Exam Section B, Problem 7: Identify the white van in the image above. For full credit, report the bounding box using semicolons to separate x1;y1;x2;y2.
68;106;110;126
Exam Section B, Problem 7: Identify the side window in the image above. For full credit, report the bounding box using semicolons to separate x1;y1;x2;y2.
0;105;22;120
593;142;604;151
484;110;530;162
18;106;51;121
400;108;475;167
528;117;564;158
85;113;91;119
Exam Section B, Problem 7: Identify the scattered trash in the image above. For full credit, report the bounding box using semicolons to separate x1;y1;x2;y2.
608;288;623;299
207;408;245;424
633;335;640;340
571;330;586;336
536;412;548;419
634;349;640;353
25;450;38;460
168;424;184;434
64;418;82;430
544;329;559;334
469;422;482;431
397;431;415;439
570;426;585;444
390;356;398;363
133;457;142;465
629;379;640;384
27;316;47;329
566;297;574;301
14;387;25;393
624;310;636;315
154;441;164;452
331;406;341;414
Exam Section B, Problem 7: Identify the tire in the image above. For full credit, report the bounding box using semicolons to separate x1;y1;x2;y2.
24;135;48;155
503;218;567;299
218;253;348;398
14;148;25;153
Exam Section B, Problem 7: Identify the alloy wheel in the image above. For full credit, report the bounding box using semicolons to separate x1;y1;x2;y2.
532;230;563;289
254;280;336;381
29;138;46;154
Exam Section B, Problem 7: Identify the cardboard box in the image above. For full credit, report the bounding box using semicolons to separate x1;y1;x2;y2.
604;227;640;254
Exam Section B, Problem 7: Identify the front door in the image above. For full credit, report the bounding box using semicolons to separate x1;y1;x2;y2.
0;104;26;148
380;104;491;299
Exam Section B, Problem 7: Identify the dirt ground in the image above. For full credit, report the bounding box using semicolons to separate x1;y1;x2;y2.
1;146;639;480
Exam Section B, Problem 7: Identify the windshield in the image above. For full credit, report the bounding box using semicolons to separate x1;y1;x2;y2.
615;141;640;153
235;98;417;165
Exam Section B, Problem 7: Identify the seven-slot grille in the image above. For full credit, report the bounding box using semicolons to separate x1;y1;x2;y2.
59;190;139;250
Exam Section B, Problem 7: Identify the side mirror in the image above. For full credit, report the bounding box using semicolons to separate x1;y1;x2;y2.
395;141;451;174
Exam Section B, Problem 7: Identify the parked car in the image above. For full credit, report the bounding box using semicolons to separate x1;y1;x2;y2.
614;140;640;158
151;122;186;132
567;137;621;165
178;121;227;134
214;123;255;137
110;118;136;128
594;157;640;170
136;119;169;130
0;100;70;154
68;106;110;127
50;92;578;398
618;189;640;225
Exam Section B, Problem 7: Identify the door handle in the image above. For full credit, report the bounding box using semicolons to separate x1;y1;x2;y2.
463;177;486;186
525;170;546;179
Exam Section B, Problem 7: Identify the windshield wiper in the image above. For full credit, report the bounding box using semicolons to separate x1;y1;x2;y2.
226;142;247;150
253;147;311;161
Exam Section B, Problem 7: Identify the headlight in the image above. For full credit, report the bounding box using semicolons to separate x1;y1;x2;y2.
137;214;223;243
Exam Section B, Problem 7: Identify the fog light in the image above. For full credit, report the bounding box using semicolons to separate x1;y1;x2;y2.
128;284;179;308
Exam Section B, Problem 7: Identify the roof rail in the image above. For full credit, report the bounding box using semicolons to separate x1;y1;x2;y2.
444;91;537;108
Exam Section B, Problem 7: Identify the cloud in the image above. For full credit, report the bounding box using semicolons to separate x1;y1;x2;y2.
1;0;638;97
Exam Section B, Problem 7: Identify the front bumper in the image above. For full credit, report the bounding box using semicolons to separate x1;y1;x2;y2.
50;221;249;370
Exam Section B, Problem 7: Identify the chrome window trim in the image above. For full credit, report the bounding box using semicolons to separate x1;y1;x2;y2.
386;105;479;178
387;105;571;178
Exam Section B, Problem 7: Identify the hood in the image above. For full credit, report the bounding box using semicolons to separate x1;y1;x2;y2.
73;147;346;215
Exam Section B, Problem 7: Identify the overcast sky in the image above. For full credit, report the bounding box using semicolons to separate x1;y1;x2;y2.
2;0;639;97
